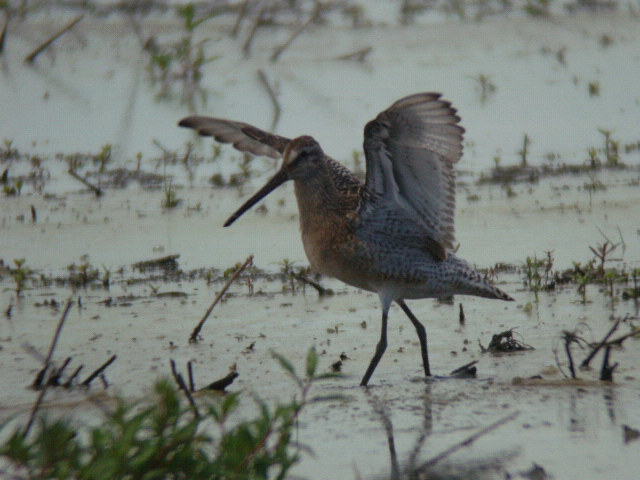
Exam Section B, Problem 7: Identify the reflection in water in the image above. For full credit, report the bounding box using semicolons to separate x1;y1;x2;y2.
366;384;519;479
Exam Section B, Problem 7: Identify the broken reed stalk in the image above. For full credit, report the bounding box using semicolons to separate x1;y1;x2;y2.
416;411;520;474
64;365;83;388
68;169;102;196
25;300;73;436
295;273;333;296
606;328;640;347
0;16;8;55
564;332;576;379
24;14;84;64
45;300;73;364
257;69;280;132
599;346;618;381
231;0;250;37
189;255;254;343
81;354;117;386
270;2;323;63
334;46;372;62
241;0;267;57
49;356;72;386
170;360;200;417
188;361;195;392
581;320;620;369
206;370;239;391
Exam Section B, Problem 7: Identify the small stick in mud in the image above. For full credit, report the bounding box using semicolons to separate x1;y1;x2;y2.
0;16;8;55
334;46;372;62
458;303;465;324
606;327;640;347
205;370;239;392
257;69;280;131
564;331;577;379
295;273;334;296
48;356;72;386
81;354;117;386
188;361;195;392
133;254;180;272
270;2;323;63
24;14;84;64
624;425;640;444
416;411;520;474
33;299;73;388
599;346;618;382
449;360;477;378
63;365;83;388
231;0;250;37
25;300;73;435
580;319;620;369
241;0;267;57
190;255;253;343
68;168;102;196
170;360;199;417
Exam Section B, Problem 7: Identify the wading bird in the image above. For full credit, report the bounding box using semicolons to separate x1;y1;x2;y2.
179;93;513;386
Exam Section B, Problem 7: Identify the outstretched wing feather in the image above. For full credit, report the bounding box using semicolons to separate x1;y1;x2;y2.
360;93;464;259
178;116;289;159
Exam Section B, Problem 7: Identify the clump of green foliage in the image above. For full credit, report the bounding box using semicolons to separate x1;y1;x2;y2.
0;348;338;479
9;258;31;296
145;3;220;107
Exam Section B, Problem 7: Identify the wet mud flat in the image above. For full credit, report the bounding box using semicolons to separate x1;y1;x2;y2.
2;3;640;479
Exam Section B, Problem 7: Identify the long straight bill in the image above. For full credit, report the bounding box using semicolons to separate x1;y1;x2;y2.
223;168;289;227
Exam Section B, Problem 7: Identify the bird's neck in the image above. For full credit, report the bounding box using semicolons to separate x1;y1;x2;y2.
293;171;345;234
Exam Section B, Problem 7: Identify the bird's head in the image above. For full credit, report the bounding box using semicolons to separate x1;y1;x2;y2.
223;135;323;227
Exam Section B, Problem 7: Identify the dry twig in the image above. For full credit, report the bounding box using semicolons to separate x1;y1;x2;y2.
270;2;323;63
257;69;280;131
190;255;253;342
68;169;102;196
24;15;84;64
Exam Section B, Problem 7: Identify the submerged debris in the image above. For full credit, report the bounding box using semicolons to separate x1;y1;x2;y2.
133;254;180;272
206;370;239;392
623;425;640;444
480;329;534;353
449;360;477;378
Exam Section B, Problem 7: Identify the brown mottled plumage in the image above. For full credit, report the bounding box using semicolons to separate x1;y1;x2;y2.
179;93;513;386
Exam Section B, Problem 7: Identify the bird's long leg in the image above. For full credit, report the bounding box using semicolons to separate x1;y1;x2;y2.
361;296;392;387
397;300;431;377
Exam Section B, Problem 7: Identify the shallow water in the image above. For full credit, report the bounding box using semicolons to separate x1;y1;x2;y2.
1;7;640;480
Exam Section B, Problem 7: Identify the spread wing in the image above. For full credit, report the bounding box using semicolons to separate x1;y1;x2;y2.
178;116;290;159
360;93;464;261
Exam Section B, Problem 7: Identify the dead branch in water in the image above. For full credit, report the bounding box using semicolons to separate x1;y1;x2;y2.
0;15;8;55
334;46;372;62
24;15;84;64
580;319;620;369
205;370;239;392
241;0;267;57
257;69;281;132
81;354;117;386
189;255;254;343
270;2;323;63
68;169;102;196
25;300;73;437
295;273;334;296
170;360;200;417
